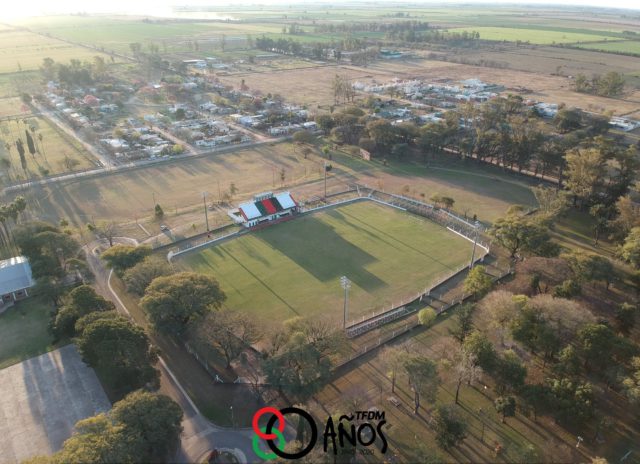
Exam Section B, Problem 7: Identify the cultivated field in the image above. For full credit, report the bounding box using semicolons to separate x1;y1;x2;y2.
0;29;116;73
576;40;640;55
178;201;471;327
449;26;618;44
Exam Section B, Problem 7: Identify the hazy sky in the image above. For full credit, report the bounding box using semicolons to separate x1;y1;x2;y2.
2;0;639;20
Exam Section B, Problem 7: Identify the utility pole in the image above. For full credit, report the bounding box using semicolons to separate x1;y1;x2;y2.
340;276;351;329
324;161;328;200
202;192;209;231
469;220;480;269
152;191;156;208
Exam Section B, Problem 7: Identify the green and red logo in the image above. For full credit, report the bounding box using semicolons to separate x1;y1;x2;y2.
251;406;318;460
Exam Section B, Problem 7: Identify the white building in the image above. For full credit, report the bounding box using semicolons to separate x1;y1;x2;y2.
0;256;35;309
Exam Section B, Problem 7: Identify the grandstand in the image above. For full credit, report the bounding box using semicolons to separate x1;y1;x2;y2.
227;191;298;228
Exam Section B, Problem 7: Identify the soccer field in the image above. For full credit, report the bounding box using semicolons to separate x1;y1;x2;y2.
178;201;472;327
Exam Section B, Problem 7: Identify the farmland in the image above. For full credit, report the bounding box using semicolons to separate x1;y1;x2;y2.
0;28;117;73
448;26;618;44
575;40;640;55
177;201;471;328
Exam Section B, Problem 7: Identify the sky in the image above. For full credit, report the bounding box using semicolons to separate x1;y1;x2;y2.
1;0;639;20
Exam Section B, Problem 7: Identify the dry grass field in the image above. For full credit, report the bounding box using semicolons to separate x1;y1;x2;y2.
0;115;95;182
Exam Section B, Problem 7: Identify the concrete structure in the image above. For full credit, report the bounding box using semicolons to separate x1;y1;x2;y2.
0;345;111;463
0;256;34;307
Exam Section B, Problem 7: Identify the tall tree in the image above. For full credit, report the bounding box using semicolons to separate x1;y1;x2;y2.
403;355;440;414
141;272;226;336
77;315;159;395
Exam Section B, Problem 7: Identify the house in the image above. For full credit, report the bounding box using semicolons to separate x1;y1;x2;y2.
0;256;35;309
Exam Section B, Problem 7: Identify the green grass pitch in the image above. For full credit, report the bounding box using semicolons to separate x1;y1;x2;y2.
178;201;472;327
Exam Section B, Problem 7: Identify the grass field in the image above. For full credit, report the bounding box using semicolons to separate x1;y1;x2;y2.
575;40;640;55
178;201;471;327
0;115;96;183
0;297;58;370
448;26;617;44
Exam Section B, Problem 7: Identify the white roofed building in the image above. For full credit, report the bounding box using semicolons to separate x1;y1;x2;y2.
228;191;298;228
0;256;35;310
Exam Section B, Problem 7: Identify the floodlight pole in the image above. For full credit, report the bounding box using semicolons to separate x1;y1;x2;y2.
341;276;351;329
203;192;209;231
469;220;480;269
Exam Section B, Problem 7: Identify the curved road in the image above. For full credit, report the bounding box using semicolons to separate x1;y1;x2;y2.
83;237;258;463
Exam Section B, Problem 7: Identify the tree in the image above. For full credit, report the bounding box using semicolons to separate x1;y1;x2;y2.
101;245;152;274
51;391;182;463
292;130;314;144
90;220;118;247
494;396;516;423
315;114;334;134
450;303;474;343
490;213;558;258
381;345;408;393
478;290;520;345
77;316;159;395
464;265;492;299
620;227;640;268
53;285;115;339
418;307;436;327
433;405;467;449
554;108;582;133
494;350;526;394
16;138;26;170
141;272;226;336
110;390;183;462
191;309;262;367
154;204;164;219
122;256;174;297
463;331;497;372
520;384;550;422
452;347;482;404
622;357;640;406
609;195;640;242
547;377;595;425
564;147;606;208
25;130;36;156
403;356;440;414
616;302;637;335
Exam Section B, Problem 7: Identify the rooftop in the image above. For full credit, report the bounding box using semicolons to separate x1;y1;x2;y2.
0;256;35;295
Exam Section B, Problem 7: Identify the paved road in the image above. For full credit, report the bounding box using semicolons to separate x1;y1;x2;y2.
83;237;258;463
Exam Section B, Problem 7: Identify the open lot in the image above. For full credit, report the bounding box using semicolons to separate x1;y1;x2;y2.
0;344;111;463
178;201;471;327
219;58;640;113
0;298;57;370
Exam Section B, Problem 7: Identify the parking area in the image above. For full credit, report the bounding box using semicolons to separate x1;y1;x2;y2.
0;344;111;463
